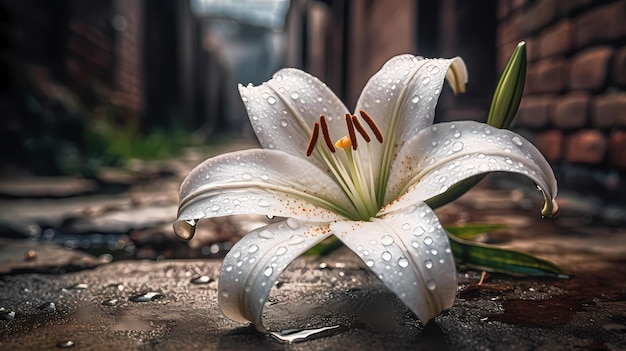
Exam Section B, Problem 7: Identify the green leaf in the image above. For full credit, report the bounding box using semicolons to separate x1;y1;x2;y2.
445;223;507;240
447;233;567;277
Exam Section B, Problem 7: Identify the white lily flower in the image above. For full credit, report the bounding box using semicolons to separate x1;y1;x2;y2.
174;55;558;332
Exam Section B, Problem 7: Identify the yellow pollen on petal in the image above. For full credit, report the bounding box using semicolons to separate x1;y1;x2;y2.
335;136;352;149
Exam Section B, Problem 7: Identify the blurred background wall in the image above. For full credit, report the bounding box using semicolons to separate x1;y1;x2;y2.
0;0;624;201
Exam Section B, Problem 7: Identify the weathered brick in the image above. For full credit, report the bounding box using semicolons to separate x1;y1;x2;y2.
516;95;554;128
526;58;567;93
535;129;564;161
552;91;589;128
614;46;626;87
569;46;613;91
564;129;607;164
575;0;626;48
608;131;626;169
498;0;512;20
538;19;572;58
592;93;626;128
523;0;556;34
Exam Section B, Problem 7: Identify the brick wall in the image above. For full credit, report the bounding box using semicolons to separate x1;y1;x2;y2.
497;0;626;196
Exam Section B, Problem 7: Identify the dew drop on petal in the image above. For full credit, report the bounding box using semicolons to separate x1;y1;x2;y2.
411;95;420;103
402;223;411;230
242;173;252;180
512;136;523;147
290;92;299;100
451;141;464;152
260;174;270;181
424;236;433;246
280;120;288;127
381;251;392;261
276;246;287;255
257;199;271;207
248;244;259;254
422;77;431;85
267;96;277;105
426;279;437;290
437;175;447;183
413;226;425;236
221;290;230;298
366;260;375;267
381;235;394;246
232;250;241;258
424;259;433;269
398;257;409;268
264;267;273;277
289;234;305;245
286;218;300;230
412;241;419;248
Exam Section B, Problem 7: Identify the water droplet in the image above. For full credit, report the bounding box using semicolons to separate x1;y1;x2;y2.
381;251;392;261
174;220;196;241
242;173;252;180
398;257;409;268
412;241;419;248
286;218;300;230
427;65;440;73
275;246;287;255
413;226;425;236
381;235;394;246
233;250;241;258
289;235;305;245
453;130;462;138
437;175;447;183
426;279;437;290
411;95;420;103
422;77;431;85
512;136;523;147
267;96;277;105
130;292;163;302
38;302;56;312
425;259;433;269
424;236;433;246
266;214;275;220
270;325;344;343
402;223;411;230
290;92;299;100
190;275;213;284
57;340;75;348
65;283;88;290
451;141;463;152
259;230;274;239
264;267;273;277
431;249;438;255
366;260;375;267
211;204;220;212
248;244;259;254
102;298;119;306
1;310;16;320
257;199;271;207
221;290;230;298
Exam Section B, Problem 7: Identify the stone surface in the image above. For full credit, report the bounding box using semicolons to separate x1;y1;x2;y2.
0;177;98;198
615;46;626;87
516;94;553;128
535;129;564;161
574;0;626;48
538;19;572;58
526;58;567;93
569;46;613;91
608;130;626;169
523;0;556;34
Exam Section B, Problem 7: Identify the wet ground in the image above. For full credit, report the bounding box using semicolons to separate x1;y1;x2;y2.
1;140;625;350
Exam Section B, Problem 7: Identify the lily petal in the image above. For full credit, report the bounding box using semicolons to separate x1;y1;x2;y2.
238;68;349;169
331;203;456;324
218;219;333;332
176;149;358;224
383;121;558;217
353;55;467;199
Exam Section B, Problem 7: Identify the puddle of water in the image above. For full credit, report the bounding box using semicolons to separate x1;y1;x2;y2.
269;325;345;343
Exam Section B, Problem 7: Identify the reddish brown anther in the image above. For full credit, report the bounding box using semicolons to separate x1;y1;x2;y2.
359;110;384;143
319;115;336;153
306;122;320;156
351;115;371;142
345;114;358;150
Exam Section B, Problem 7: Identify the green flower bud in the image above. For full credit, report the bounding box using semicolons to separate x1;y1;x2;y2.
487;41;527;129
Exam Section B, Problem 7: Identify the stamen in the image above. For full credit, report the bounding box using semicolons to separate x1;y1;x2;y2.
335;136;352;149
359;110;384;143
345;113;358;150
306;122;320;156
319;115;336;153
351;115;371;142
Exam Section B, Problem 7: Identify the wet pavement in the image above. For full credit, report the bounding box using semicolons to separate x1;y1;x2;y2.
1;139;625;350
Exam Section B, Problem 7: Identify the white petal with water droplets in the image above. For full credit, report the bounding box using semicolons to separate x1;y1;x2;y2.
353;55;467;196
177;149;358;223
331;203;456;324
239;68;349;169
382;121;558;216
218;220;332;332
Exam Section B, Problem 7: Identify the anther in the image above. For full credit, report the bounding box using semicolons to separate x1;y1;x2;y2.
345;114;358;150
306;122;320;156
351;115;371;142
359;110;384;143
319;115;336;153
